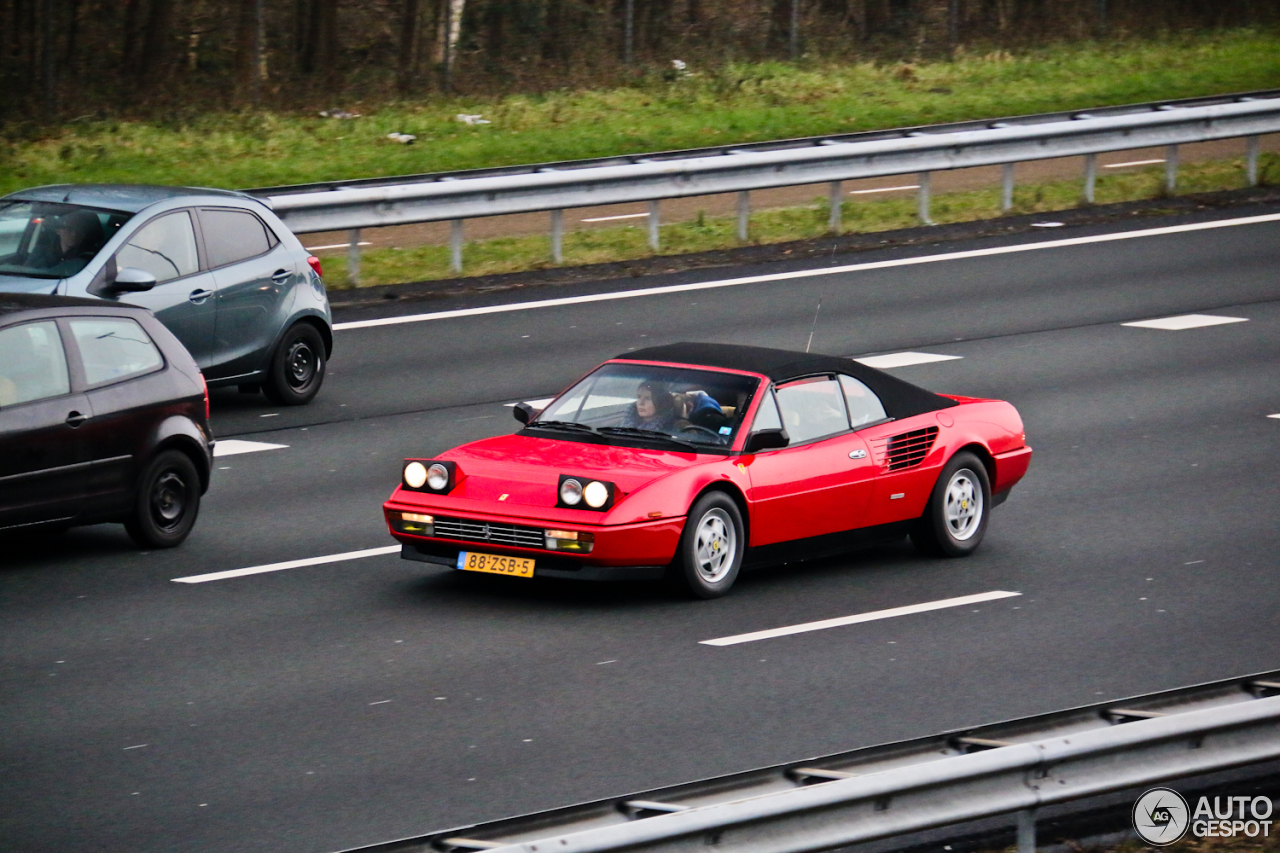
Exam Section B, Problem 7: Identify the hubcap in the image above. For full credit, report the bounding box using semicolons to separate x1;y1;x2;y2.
285;339;316;390
694;508;736;583
151;470;187;530
943;468;983;541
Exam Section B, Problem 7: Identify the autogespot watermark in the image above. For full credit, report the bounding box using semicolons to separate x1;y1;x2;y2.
1132;787;1275;846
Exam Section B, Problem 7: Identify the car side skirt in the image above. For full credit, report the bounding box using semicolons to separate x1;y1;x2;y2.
743;520;916;570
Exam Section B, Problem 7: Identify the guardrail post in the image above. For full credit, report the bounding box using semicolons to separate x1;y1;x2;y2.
550;209;564;264
828;181;842;233
737;191;750;242
648;200;660;251
1165;144;1179;192
1083;153;1097;203
1001;164;1014;212
347;229;361;287
450;220;464;273
1246;135;1260;187
1017;808;1037;853
917;172;934;225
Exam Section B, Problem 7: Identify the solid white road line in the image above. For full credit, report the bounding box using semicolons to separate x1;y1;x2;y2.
581;213;651;222
1122;314;1248;330
212;439;290;457
849;184;919;194
700;590;1022;646
1104;159;1166;168
332;212;1280;331
855;352;963;369
172;545;400;584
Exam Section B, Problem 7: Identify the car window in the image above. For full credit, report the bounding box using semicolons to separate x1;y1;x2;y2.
116;212;200;283
0;201;130;280
68;317;164;386
839;375;888;427
750;390;782;432
0;321;70;406
774;377;849;444
201;209;275;268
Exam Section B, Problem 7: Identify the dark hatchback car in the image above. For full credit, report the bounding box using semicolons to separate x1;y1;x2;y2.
0;294;212;547
0;184;332;405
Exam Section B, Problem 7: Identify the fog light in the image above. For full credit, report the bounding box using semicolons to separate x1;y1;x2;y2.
393;511;433;535
404;462;428;489
583;481;609;508
559;478;583;506
545;529;594;552
426;463;449;491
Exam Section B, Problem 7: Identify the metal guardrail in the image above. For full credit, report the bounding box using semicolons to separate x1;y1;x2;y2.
264;91;1280;282
335;672;1280;853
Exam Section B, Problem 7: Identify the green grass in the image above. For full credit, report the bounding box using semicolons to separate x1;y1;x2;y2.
2;29;1280;195
318;153;1280;288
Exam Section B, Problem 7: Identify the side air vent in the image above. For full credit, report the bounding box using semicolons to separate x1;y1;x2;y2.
874;426;939;471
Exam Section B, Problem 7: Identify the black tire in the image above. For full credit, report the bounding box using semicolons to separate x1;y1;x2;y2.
263;323;326;406
125;450;202;549
910;451;990;557
674;492;745;599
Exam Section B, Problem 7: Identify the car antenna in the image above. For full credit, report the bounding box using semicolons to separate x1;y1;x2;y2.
805;298;823;353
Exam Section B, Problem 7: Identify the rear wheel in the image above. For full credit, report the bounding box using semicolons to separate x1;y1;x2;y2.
125;450;202;549
910;451;990;557
674;492;744;599
263;323;326;406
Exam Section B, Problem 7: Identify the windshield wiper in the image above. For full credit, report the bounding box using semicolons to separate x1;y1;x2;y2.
597;427;702;450
527;420;600;435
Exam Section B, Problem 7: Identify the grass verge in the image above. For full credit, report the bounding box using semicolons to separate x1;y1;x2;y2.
2;30;1280;195
317;153;1280;289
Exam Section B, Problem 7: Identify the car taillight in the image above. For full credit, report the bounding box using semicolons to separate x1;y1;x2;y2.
201;375;209;421
307;256;323;278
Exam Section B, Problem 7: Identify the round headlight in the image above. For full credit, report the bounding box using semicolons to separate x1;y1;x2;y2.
404;461;428;489
583;480;609;508
560;478;583;505
426;463;449;491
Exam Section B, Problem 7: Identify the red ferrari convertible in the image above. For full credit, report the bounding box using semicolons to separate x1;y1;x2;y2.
384;343;1031;598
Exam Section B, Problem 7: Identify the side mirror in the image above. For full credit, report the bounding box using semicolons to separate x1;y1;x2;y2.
744;428;789;453
109;267;157;293
513;402;535;425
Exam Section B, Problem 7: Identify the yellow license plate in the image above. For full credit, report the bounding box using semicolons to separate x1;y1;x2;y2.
456;551;536;578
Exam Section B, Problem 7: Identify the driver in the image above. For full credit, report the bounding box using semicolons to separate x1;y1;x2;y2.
32;210;103;274
622;381;676;431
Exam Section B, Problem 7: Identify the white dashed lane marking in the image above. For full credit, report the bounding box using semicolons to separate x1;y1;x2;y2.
172;546;400;584
212;440;289;457
855;352;963;369
1121;314;1248;330
1269;414;1280;420
700;590;1022;646
504;398;554;409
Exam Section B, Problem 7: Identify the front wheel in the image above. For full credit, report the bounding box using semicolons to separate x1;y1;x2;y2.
125;450;202;549
263;323;326;406
910;451;990;557
674;492;745;599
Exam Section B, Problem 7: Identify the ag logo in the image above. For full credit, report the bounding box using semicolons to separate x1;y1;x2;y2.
1133;787;1190;845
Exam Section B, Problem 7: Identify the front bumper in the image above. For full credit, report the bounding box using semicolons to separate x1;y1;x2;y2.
398;543;668;581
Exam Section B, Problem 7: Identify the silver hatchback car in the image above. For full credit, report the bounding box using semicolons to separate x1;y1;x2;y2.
0;185;332;405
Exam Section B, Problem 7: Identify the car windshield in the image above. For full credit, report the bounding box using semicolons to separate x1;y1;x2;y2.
532;362;760;450
0;201;132;280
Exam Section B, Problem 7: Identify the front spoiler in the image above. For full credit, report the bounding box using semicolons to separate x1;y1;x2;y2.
399;543;667;581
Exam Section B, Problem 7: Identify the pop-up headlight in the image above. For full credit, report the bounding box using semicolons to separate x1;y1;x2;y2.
556;475;615;511
402;459;457;493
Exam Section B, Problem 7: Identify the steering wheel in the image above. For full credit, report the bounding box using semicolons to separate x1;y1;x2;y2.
676;424;727;442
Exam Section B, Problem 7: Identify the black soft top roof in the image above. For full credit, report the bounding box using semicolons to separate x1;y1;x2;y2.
619;342;958;419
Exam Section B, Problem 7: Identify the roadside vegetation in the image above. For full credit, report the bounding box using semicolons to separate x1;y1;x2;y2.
3;29;1280;197
316;152;1280;288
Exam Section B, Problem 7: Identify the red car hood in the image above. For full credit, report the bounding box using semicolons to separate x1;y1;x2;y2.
429;434;712;508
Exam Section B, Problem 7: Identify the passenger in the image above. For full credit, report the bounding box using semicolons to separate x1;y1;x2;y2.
621;381;677;431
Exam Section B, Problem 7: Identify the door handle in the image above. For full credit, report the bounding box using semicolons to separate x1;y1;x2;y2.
188;288;214;304
271;269;292;283
848;449;867;459
66;411;88;428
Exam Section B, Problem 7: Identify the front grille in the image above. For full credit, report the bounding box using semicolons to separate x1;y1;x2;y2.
433;516;546;549
874;426;939;471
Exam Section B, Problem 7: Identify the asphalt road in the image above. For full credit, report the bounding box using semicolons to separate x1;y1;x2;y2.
2;206;1279;853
